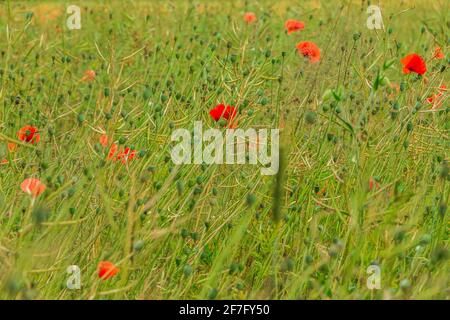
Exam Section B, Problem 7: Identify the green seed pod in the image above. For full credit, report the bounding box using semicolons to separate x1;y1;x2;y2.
183;264;193;276
133;240;145;251
305;111;317;124
246;193;256;206
180;228;189;238
77;114;85;123
207;288;218;299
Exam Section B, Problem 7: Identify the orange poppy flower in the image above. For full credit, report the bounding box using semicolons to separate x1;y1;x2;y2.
18;126;40;144
296;41;321;63
285;19;305;34
108;143;118;160
99;134;108;147
7;142;17;152
98;261;119;280
244;12;257;24
81;70;96;81
1;159;8;165
116;147;137;164
20;178;46;197
107;143;137;164
427;85;447;109
209;104;237;122
400;53;427;75
433;47;444;60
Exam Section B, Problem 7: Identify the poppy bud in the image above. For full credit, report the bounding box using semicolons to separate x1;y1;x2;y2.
406;122;413;132
305;110;317;124
400;279;411;291
246;193;256;206
180;228;189;238
208;288;218;299
133;240;145;251
176;181;184;195
183;264;193;276
77;114;85;123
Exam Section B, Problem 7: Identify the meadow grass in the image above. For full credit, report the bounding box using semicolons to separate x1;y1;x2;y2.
0;0;448;299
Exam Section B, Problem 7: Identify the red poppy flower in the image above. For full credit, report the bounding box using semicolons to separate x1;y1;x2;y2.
285;19;305;34
433;47;444;60
18;126;40;144
244;12;257;24
99;134;108;147
427;85;446;109
21;178;46;197
400;53;427;75
98;261;119;280
209;104;237;122
7;142;17;152
117;147;137;164
108;143;118;160
81;70;96;81
296;41;321;63
107;143;137;164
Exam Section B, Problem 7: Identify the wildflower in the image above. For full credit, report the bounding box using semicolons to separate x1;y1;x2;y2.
99;134;108;147
116;147;137;164
285;19;304;34
98;261;119;280
426;85;447;109
209;104;237;122
107;143;118;160
244;12;257;24
296;41;321;63
81;70;96;81
400;53;427;75
107;142;137;164
7;143;17;152
18;126;40;144
20;178;46;197
369;177;380;191
433;47;444;60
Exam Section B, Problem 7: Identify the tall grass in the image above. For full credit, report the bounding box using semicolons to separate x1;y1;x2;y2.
0;0;448;299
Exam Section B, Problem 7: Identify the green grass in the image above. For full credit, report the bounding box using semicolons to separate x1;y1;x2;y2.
0;0;448;300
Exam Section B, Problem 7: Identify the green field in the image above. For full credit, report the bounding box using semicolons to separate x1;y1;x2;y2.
0;0;448;300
